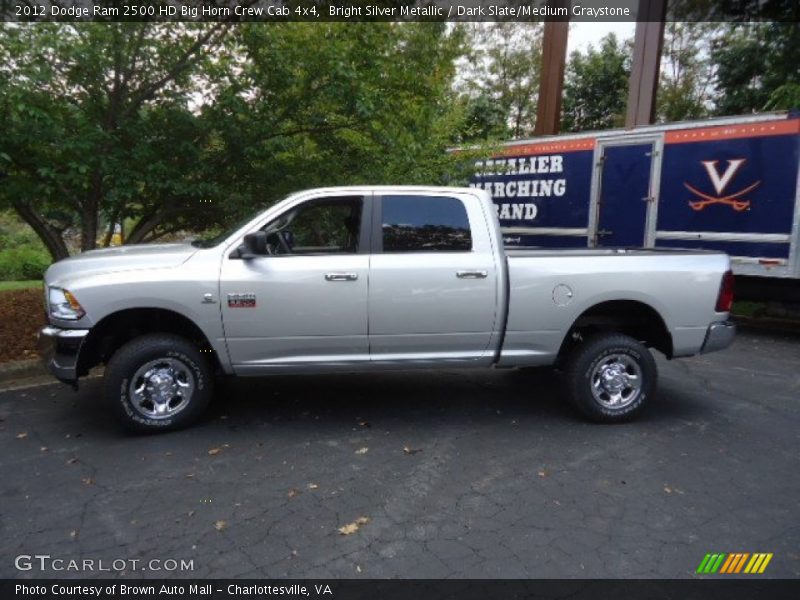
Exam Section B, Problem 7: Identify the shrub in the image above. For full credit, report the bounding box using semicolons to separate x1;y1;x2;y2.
0;247;51;281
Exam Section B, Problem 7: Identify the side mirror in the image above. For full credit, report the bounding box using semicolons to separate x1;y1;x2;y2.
240;231;268;259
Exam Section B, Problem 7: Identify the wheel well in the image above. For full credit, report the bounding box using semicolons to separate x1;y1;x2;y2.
557;300;673;362
77;308;219;377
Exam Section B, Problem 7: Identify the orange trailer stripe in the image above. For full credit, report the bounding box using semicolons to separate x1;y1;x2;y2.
665;119;800;144
498;138;595;156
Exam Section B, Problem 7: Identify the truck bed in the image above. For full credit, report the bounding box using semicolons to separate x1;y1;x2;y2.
498;247;730;367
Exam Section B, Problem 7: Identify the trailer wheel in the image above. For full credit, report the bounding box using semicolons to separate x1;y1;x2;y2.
105;334;213;433
564;333;656;423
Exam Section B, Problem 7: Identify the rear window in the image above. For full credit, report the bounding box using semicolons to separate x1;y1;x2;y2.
381;195;472;252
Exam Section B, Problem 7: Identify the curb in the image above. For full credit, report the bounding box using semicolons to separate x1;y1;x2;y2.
0;358;44;383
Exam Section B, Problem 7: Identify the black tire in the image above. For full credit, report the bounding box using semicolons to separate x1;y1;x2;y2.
105;333;213;433
563;333;656;423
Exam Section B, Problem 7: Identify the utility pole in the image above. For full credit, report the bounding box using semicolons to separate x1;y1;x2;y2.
625;0;667;128
533;0;570;136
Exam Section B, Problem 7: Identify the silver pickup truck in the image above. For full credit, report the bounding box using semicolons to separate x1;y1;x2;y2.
39;186;735;432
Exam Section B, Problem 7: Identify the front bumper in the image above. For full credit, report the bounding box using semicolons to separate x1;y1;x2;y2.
38;326;90;384
700;321;736;354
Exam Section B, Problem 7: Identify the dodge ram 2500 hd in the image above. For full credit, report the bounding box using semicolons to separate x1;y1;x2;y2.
39;186;736;432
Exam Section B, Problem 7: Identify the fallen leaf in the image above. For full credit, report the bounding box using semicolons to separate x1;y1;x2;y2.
66;457;79;465
188;510;195;517
338;516;369;535
81;477;95;486
538;469;550;478
16;432;28;439
308;483;319;490
403;446;421;455
214;520;228;531
288;488;301;498
356;565;362;573
355;447;369;455
208;447;222;456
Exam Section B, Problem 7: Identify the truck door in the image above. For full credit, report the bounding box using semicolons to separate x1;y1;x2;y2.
368;193;499;365
592;140;659;247
220;194;371;371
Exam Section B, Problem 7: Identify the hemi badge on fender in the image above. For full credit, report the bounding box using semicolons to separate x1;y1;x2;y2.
227;293;256;308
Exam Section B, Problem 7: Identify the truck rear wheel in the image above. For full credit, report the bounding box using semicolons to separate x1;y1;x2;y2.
105;334;213;433
564;333;656;423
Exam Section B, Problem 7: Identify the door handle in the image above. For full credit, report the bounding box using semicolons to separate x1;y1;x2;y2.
456;270;488;279
325;273;358;281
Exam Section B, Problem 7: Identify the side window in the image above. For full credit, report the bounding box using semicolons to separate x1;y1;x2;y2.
381;195;472;252
263;196;362;255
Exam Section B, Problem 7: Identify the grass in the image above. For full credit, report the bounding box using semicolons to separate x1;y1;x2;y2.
732;301;763;318
0;280;42;292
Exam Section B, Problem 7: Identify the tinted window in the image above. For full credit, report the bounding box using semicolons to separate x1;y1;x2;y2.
381;195;472;252
262;196;362;255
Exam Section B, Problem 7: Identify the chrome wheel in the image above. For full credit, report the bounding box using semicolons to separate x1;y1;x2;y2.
129;358;195;420
590;353;642;409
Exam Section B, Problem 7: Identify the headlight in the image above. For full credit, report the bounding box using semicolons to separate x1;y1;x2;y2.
48;287;85;321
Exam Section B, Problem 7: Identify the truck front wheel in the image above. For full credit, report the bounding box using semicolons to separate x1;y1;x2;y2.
564;333;656;423
105;334;213;433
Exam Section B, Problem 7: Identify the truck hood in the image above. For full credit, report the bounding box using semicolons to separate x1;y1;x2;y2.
45;243;199;286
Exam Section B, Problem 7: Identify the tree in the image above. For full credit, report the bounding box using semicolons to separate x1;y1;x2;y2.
657;23;718;122
0;23;230;260
204;22;471;221
710;22;800;115
1;22;471;260
561;33;631;133
456;23;543;141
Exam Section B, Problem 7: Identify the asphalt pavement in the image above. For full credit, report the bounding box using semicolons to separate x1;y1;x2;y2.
1;329;799;579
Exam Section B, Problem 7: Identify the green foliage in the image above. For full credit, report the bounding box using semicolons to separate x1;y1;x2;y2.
205;23;471;224
764;83;800;112
0;212;51;281
455;23;543;141
711;22;800;115
657;23;717;122
0;247;51;281
1;23;470;257
561;34;630;133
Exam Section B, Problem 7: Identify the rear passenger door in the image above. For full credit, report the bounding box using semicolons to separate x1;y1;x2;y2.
368;193;499;364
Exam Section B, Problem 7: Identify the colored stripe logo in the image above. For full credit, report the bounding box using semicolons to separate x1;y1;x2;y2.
696;553;773;574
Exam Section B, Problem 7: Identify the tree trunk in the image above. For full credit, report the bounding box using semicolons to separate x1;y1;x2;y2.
126;209;166;245
80;205;98;252
11;201;70;262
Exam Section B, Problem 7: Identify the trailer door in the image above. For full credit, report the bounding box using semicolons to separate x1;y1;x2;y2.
593;141;658;247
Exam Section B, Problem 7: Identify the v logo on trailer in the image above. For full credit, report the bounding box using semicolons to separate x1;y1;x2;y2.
684;159;760;212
